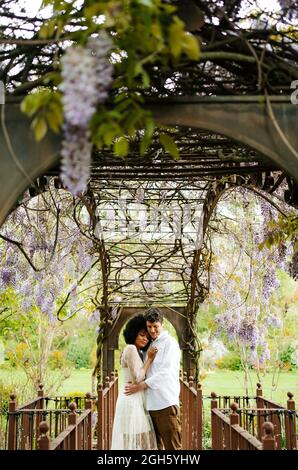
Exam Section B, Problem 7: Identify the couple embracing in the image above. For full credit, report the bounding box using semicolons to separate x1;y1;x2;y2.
111;307;182;450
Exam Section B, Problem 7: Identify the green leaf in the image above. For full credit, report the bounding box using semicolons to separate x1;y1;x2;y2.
182;33;200;60
38;19;56;39
140;134;152;155
145;117;155;139
138;0;154;7
103;128;119;147
134;63;150;88
151;20;162;40
31;117;48;141
159;133;179;160
169;17;184;60
43;72;62;86
21;94;42;117
114;137;129;158
45;108;62;133
84;4;105;20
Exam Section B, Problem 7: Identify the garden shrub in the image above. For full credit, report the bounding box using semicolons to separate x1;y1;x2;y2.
67;342;91;369
216;351;243;370
48;350;70;370
279;345;297;370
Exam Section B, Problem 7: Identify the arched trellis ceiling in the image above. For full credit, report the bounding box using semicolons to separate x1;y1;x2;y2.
74;179;210;308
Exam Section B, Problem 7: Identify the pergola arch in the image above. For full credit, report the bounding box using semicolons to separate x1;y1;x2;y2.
101;306;192;378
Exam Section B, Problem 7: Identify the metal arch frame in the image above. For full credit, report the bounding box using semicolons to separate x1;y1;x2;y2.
101;306;190;379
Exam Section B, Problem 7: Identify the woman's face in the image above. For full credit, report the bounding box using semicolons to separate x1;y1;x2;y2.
134;329;150;350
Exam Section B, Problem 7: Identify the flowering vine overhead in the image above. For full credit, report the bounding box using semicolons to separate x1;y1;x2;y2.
59;34;114;195
20;0;200;195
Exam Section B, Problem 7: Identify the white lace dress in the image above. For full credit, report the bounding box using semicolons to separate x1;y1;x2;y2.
110;345;157;450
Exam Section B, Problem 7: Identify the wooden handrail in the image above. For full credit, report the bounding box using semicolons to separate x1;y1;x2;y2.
211;401;276;450
50;424;77;450
97;373;119;450
231;424;263;450
212;408;230;424
49;410;92;450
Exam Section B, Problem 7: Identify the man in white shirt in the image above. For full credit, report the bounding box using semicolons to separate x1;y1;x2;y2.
125;307;182;450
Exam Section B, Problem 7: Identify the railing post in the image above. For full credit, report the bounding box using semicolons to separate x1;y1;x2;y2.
97;384;104;450
180;372;185;449
36;383;44;442
37;383;44;399
188;377;194;449
182;373;189;449
68;402;77;450
256;383;264;441
110;371;115;423
37;421;50;450
108;375;114;449
211;392;219;450
197;383;202;450
230;403;239;450
85;392;93;450
115;370;118;403
8;393;17;450
105;376;110;450
285;392;296;450
262;422;276;450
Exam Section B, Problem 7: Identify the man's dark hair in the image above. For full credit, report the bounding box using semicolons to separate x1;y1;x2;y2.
144;307;164;324
123;314;150;351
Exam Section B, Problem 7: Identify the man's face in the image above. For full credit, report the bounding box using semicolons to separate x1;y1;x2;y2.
146;320;163;340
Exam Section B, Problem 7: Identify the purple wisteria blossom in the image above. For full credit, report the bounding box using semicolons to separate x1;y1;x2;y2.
262;267;280;302
266;314;282;329
59;33;113;196
238;320;259;349
0;268;15;288
89;308;100;325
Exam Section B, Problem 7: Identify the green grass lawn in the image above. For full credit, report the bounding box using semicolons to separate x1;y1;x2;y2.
56;369;95;395
1;368;297;406
201;369;298;405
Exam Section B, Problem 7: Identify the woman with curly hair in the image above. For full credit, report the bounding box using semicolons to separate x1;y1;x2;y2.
110;314;158;450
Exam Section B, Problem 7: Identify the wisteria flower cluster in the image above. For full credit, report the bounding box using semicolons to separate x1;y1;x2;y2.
0;190;97;324
60;33;113;196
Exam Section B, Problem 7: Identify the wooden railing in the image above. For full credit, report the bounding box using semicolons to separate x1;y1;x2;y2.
180;372;202;449
255;384;297;450
8;384;45;450
180;373;297;451
37;401;92;450
211;397;275;450
3;373;296;451
97;372;118;450
6;387;95;450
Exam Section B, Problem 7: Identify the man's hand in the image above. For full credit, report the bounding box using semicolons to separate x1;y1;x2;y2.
124;381;147;395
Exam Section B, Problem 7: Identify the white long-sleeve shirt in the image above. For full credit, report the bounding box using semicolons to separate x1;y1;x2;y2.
144;330;180;411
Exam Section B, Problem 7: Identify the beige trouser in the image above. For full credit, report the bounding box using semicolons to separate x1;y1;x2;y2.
149;405;182;450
